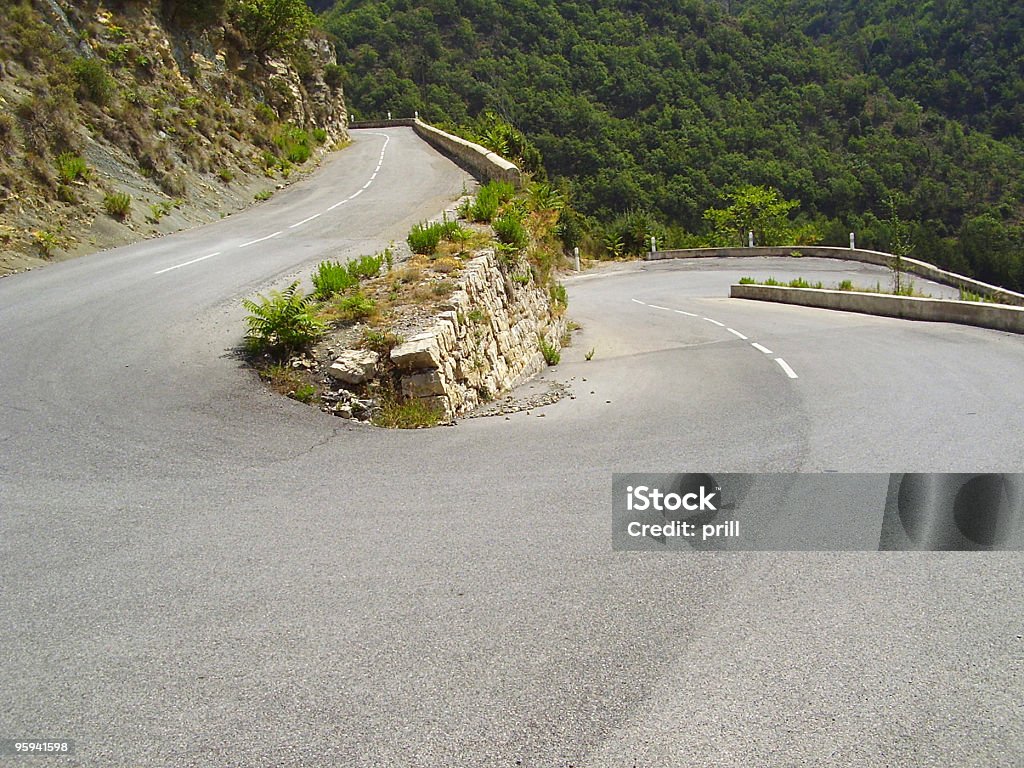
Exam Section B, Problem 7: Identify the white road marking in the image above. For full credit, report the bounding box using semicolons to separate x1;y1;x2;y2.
154;252;221;275
727;328;748;340
674;310;698;317
751;343;774;354
370;172;378;179
631;299;647;306
775;358;799;379
348;189;364;200
288;213;321;229
648;304;671;311
327;200;346;211
703;317;726;327
362;180;373;190
239;231;282;248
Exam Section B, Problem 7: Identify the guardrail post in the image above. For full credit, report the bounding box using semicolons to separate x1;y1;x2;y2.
387;111;392;120
573;246;581;271
850;232;856;250
650;236;657;255
748;231;754;247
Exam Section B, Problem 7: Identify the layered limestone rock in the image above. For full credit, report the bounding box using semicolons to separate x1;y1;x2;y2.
389;251;566;419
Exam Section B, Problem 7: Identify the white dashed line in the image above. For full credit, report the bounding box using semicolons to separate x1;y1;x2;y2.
674;310;698;317
362;180;373;190
288;213;321;229
239;231;282;248
751;343;774;354
348;189;364;200
631;299;647;306
648;304;671;311
727;328;748;340
703;317;726;327
327;200;346;211
154;252;221;275
775;358;799;379
370;172;378;180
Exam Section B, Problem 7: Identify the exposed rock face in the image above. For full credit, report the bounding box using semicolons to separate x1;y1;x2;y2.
389;251;567;419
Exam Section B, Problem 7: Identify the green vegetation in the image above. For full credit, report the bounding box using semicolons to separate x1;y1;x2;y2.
242;281;326;358
55;153;89;184
539;337;560;366
71;58;115;105
232;0;316;56
493;211;528;249
254;189;273;201
372;393;445;429
322;0;1024;291
312;259;358;299
103;192;132;219
585;347;595;361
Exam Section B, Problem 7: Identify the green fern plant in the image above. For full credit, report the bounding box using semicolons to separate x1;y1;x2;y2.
242;281;325;358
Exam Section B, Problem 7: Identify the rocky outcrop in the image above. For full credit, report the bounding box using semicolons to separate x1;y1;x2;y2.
389;251;566;419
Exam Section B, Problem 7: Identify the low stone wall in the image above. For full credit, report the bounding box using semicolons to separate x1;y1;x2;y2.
648;246;1024;307
731;283;1024;335
349;118;522;187
389;251;565;418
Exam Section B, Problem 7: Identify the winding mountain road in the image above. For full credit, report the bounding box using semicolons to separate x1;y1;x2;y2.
2;128;1022;766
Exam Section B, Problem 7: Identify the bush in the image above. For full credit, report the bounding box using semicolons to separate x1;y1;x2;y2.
549;283;568;313
312;128;328;144
312;260;357;299
103;192;132;219
408;221;443;254
55;152;89;184
232;0;315;56
323;63;344;90
493;212;528;249
71;58;115;105
347;252;384;280
242;281;325;357
539;337;560;366
274;124;312;164
467;180;514;222
334;292;376;320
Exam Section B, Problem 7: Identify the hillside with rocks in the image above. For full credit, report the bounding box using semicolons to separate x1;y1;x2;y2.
0;0;347;276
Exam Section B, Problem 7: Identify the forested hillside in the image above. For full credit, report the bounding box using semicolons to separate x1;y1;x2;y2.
320;0;1024;290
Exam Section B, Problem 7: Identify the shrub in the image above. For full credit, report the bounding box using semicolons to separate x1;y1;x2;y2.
323;63;344;90
312;128;328;144
738;276;756;284
334;292;376;320
312;260;357;299
255;103;276;123
408;221;443;254
103;192;132;219
468;181;513;222
549;283;568;314
837;279;854;291
493;212;528;249
55;152;89;184
254;189;273;201
361;329;403;355
539;337;560;365
242;281;325;357
347;252;384;280
71;58;115;105
218;167;234;183
232;0;316;56
274;124;312;164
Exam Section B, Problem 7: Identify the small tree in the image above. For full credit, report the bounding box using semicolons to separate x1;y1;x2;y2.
885;195;913;294
703;185;800;247
232;0;316;57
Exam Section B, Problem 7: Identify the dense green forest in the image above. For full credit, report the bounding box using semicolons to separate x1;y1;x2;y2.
319;0;1024;290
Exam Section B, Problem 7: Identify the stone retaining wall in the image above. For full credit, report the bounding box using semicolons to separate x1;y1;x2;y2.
389;251;565;418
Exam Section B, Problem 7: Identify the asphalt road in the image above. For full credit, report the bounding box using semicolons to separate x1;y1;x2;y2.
1;128;1022;767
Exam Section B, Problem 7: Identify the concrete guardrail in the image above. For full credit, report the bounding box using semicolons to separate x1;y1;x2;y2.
648;246;1024;307
731;283;1024;335
349;118;522;188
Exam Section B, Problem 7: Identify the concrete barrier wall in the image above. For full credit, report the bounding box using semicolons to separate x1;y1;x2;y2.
731;283;1024;335
649;246;1024;307
349;118;522;187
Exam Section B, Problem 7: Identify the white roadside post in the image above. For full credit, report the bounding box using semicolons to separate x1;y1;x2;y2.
415;110;419;121
850;232;856;249
387;111;392;120
573;246;581;272
650;235;657;256
748;230;754;247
